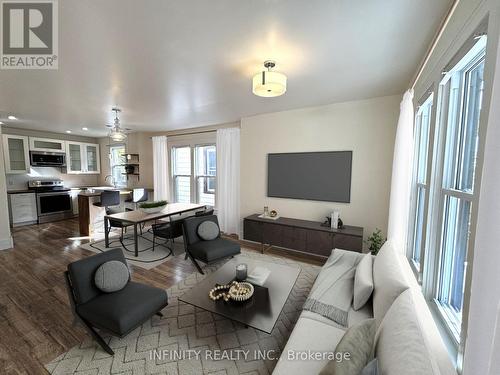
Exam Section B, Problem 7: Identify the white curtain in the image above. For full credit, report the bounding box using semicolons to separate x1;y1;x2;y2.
387;89;414;251
152;136;169;201
216;128;240;235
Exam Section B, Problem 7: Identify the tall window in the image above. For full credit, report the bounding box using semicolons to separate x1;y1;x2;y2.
433;38;485;339
110;145;126;187
172;144;216;206
409;94;433;273
408;35;487;347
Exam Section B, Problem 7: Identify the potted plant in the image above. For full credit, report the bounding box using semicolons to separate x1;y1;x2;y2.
365;228;386;255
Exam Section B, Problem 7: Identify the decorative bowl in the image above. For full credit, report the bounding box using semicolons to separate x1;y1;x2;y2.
228;282;254;302
140;204;167;214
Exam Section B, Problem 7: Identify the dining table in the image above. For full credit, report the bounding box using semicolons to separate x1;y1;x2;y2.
104;202;206;257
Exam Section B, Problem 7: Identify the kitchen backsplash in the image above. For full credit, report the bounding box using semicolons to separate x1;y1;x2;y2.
6;167;99;190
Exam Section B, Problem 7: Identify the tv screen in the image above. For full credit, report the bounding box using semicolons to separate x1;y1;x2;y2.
267;151;352;203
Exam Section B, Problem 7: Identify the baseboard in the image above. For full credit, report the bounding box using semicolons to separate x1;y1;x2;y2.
0;236;13;250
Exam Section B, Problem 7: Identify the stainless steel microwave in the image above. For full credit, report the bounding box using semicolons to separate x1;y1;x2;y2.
30;151;66;167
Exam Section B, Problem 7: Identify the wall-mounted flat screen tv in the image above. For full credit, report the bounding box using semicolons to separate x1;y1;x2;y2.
267;151;352;203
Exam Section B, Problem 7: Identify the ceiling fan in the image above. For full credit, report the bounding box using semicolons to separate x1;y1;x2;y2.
106;107;131;141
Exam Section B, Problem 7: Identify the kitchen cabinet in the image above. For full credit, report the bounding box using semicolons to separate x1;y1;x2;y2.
66;142;100;174
8;192;37;226
29;137;66;152
2;135;30;174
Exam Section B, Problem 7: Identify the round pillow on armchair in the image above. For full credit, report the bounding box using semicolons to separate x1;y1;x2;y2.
94;260;130;293
197;221;220;241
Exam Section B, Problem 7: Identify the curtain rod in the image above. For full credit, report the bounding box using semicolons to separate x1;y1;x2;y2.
410;0;460;90
149;129;216;139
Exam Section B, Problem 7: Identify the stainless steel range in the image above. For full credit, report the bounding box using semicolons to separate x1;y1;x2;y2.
28;179;74;223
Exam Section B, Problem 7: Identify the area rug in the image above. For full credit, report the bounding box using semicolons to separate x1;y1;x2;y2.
45;250;320;374
81;230;185;270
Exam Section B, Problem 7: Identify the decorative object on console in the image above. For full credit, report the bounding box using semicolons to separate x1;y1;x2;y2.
331;210;340;229
365;228;386;255
263;206;269;216
246;266;270;286
138;200;167;213
235;263;247;281
269;209;278;218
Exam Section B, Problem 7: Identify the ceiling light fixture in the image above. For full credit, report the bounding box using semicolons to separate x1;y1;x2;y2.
108;108;127;142
82;127;88;131
0;122;3;125
252;60;287;97
7;115;17;120
66;130;72;133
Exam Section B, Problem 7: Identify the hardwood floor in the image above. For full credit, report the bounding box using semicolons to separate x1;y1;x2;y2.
0;218;322;374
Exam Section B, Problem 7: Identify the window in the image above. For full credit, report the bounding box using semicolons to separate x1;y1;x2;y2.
171;143;216;206
172;146;192;203
195;145;216;205
408;35;487;346
409;94;433;273
432;39;485;339
109;145;127;187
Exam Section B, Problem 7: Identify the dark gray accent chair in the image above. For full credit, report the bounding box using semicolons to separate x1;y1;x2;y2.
182;215;241;274
64;249;168;355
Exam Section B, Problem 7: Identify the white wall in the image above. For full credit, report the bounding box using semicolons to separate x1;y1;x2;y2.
240;94;401;248
0;126;13;250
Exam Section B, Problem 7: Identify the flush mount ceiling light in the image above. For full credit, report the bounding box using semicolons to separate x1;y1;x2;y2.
8;115;17;120
107;107;128;142
252;60;287;97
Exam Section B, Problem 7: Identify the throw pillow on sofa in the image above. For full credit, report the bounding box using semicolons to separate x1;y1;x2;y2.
353;253;374;310
94;260;130;293
372;241;410;325
319;318;376;375
197;221;220;240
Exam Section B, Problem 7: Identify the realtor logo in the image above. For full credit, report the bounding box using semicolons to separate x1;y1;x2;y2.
1;0;58;69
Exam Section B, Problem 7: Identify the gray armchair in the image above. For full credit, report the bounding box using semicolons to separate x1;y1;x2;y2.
64;249;168;355
182;215;241;274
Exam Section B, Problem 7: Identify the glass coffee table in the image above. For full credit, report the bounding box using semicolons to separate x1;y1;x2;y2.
178;256;301;334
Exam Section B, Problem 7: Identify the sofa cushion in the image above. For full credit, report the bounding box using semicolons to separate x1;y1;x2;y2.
77;281;168;335
353;253;374;310
372;241;410;324
361;358;379;375
188;238;240;263
348;302;373;327
319;318;376;375
375;289;441;375
94;260;130;293
272;313;346;375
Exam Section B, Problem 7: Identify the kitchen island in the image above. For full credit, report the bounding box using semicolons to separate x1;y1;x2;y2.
78;188;135;237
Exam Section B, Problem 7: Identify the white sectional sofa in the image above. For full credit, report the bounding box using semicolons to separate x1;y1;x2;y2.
272;241;457;375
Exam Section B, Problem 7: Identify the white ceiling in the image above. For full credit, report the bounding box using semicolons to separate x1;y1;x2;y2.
0;0;451;137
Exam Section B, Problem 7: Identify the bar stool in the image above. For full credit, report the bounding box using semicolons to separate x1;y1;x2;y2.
94;190;130;246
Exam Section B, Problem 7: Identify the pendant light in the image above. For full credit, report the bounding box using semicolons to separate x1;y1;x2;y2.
252;60;287;97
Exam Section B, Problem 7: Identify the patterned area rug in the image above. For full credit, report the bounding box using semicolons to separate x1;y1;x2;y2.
45;250;320;374
81;230;185;270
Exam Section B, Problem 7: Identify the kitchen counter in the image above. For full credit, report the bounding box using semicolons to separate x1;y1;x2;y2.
7;189;33;194
78;189;133;197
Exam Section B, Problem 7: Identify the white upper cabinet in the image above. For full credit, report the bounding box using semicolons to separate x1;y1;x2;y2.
3;135;30;174
66;141;100;174
29;137;66;152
